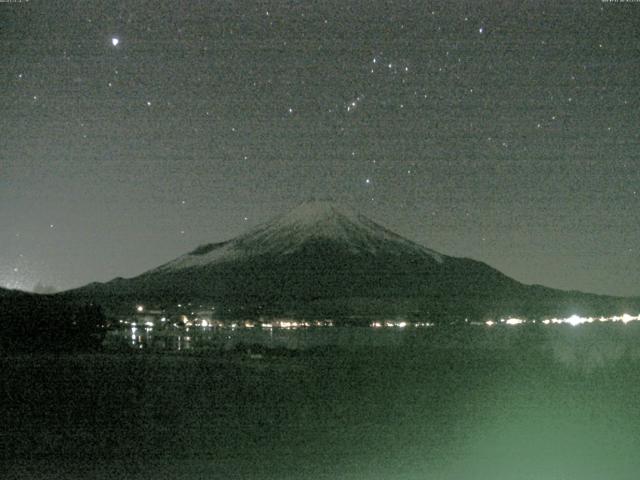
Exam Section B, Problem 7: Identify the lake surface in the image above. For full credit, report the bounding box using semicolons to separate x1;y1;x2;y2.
4;323;640;479
106;323;437;351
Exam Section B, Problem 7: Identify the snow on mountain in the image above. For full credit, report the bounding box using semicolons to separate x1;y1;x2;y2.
155;200;444;272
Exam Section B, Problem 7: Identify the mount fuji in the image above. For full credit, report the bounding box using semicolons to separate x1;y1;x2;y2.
61;200;638;321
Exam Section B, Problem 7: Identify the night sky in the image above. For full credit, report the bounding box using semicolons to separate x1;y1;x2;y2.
2;0;639;297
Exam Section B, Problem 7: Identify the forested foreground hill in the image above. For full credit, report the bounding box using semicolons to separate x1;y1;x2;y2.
0;288;106;352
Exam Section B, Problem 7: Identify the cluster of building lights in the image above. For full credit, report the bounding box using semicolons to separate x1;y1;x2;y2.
260;320;334;329
128;306;640;330
126;307;337;330
486;313;640;327
370;321;433;328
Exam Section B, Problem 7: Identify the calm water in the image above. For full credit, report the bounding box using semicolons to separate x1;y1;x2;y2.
4;323;640;480
106;324;435;351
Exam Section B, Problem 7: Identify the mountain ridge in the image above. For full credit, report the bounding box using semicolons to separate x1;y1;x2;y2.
59;201;640;321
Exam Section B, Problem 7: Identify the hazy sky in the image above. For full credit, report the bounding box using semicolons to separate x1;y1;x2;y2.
1;0;639;296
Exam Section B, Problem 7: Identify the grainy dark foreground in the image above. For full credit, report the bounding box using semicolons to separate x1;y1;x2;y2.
3;325;640;480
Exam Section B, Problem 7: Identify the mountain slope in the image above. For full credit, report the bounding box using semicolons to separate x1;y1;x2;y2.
61;201;640;321
0;287;24;298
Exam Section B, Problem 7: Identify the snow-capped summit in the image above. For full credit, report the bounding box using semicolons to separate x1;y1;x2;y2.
156;200;443;271
265;199;364;233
